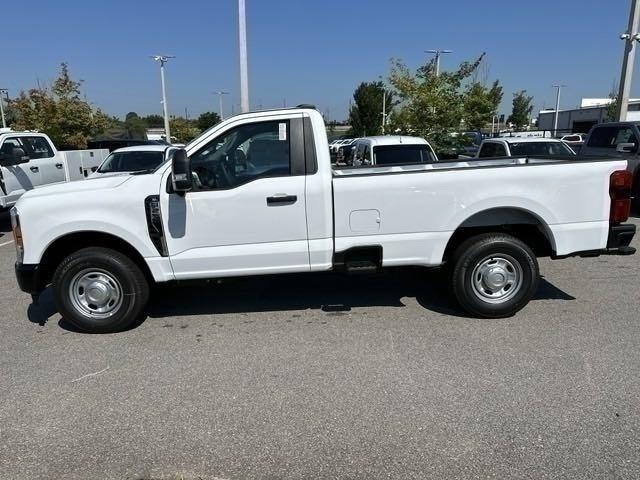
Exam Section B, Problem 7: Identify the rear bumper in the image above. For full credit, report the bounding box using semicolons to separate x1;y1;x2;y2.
15;263;43;294
607;224;636;250
554;223;636;259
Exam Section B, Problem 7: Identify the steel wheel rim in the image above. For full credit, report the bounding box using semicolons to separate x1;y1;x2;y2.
471;254;523;304
69;268;123;319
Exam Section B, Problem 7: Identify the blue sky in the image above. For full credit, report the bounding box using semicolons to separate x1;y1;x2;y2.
2;0;638;120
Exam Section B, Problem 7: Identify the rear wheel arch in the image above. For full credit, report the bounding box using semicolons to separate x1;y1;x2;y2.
39;231;154;288
443;207;556;262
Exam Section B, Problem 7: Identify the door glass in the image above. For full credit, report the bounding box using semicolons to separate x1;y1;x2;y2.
190;121;291;190
478;143;496;157
21;137;54;159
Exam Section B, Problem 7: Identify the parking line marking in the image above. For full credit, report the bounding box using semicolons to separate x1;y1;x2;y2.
0;240;14;247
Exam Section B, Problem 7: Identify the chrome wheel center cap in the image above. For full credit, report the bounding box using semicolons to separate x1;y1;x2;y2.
485;268;507;289
87;282;109;304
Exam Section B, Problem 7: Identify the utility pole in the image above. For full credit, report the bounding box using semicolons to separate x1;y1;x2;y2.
238;0;250;112
552;85;566;136
0;89;8;129
214;91;229;120
150;55;175;142
425;49;452;76
617;0;640;121
381;89;387;134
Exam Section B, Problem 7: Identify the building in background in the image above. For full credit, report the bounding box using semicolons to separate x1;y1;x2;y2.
537;98;640;133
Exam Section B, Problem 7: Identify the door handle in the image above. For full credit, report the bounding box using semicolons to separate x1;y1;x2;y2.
30;166;39;173
55;163;63;169
266;194;297;205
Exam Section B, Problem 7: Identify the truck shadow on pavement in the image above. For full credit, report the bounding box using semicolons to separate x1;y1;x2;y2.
27;268;575;332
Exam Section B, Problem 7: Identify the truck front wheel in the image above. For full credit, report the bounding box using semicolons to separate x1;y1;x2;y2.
52;247;150;333
450;233;539;318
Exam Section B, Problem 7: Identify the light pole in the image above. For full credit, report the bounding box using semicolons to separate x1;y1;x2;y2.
425;49;452;76
552;84;566;136
238;0;250;112
0;88;8;129
214;91;229;120
617;0;640;121
150;55;175;142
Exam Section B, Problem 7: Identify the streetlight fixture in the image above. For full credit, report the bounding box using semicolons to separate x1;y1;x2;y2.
214;91;229;120
238;0;250;112
425;49;452;76
0;88;8;129
552;84;567;136
150;55;175;142
616;0;640;121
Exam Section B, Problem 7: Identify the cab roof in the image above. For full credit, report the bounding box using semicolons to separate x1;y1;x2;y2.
356;136;429;147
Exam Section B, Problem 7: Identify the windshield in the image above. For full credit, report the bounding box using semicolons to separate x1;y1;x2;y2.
98;151;165;173
373;144;437;165
509;142;575;156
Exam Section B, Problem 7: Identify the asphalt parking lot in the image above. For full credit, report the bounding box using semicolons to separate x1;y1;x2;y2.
1;210;640;480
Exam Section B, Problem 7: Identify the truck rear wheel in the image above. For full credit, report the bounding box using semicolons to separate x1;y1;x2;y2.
52;247;149;333
450;233;539;318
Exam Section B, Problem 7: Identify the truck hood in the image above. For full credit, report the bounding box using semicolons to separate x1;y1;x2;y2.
19;175;132;201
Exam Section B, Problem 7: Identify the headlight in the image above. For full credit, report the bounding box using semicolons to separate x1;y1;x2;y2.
10;207;24;264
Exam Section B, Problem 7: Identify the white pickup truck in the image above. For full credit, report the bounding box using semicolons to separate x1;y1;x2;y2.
11;107;637;333
0;129;108;209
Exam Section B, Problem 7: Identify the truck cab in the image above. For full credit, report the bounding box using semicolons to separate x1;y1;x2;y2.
581;122;640;207
0;131;66;208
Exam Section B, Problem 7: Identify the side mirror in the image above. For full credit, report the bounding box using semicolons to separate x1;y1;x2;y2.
616;142;637;154
0;147;29;167
168;148;192;193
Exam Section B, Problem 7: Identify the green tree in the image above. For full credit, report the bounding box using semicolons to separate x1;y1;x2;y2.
10;63;112;148
606;83;619;121
348;81;393;137
124;111;147;138
462;80;503;130
170;117;200;143
196;111;221;132
386;53;486;151
507;90;534;130
141;114;164;128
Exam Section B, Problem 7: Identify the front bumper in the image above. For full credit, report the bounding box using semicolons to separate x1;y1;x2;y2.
15;263;43;294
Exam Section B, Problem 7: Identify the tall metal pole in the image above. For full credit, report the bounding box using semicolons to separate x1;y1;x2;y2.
425;49;452;77
238;0;250;112
617;0;640;121
0;89;7;129
552;85;565;136
381;89;386;134
151;55;175;142
214;91;229;120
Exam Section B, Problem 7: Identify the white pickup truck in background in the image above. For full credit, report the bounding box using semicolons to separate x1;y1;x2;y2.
0;129;108;209
10;107;637;333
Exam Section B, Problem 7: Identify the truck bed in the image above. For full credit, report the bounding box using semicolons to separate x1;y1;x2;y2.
331;156;628;266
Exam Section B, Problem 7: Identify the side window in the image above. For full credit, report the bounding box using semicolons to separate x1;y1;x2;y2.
190;120;291;190
478;142;496;157
587;127;619;148
614;127;637;146
353;144;363;163
494;143;508;156
0;138;24;157
22;137;54;159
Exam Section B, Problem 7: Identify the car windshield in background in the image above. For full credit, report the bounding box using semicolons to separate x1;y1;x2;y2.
98;151;165;173
509;142;575;156
373;145;437;165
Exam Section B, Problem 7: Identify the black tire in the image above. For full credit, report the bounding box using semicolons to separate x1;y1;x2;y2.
52;247;150;333
450;233;539;318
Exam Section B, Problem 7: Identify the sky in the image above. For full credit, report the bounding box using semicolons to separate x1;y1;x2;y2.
2;0;639;121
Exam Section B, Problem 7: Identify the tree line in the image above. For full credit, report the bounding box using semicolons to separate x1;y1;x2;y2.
348;53;534;151
4;63;221;148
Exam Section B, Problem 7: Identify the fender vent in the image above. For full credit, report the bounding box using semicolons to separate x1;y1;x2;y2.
145;195;168;256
